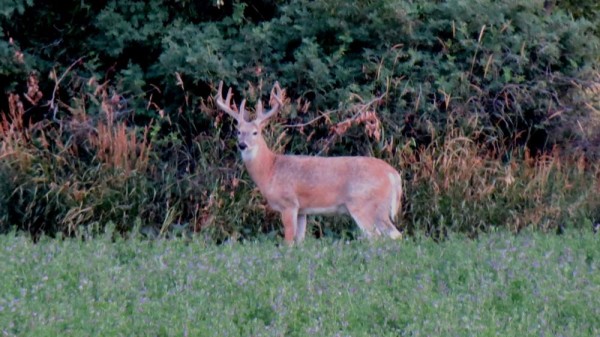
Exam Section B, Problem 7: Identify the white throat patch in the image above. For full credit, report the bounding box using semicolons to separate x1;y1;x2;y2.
241;147;258;161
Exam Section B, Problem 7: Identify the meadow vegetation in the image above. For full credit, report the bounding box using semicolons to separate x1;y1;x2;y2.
0;229;598;336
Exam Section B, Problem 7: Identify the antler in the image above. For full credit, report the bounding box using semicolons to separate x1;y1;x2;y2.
255;82;285;125
216;81;285;124
215;81;240;121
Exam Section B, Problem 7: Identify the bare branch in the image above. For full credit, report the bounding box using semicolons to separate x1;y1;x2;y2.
282;110;336;128
48;57;84;120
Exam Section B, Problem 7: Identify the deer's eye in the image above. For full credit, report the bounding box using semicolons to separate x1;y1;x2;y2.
237;131;241;136
252;131;258;136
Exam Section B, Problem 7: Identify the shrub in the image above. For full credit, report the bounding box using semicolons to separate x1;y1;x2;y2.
3;0;599;149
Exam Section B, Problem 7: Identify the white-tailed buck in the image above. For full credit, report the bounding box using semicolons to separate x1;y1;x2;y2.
215;81;403;244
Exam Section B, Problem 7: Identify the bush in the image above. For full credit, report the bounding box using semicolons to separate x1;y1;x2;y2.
3;0;599;147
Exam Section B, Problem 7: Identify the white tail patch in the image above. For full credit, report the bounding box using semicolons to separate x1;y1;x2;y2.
388;172;399;220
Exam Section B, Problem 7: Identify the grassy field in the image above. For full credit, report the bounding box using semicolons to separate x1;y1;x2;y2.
0;230;598;337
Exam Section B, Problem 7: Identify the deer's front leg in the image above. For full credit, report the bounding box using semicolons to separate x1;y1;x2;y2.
281;208;298;244
295;214;307;243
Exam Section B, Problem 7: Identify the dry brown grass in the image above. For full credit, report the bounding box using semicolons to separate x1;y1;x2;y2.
399;124;600;237
1;78;599;240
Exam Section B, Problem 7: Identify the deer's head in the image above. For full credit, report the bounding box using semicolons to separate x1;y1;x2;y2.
215;81;285;161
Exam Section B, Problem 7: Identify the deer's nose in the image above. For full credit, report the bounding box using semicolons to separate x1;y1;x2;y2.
238;142;248;151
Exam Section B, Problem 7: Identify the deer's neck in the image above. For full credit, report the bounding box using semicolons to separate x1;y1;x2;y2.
242;137;276;191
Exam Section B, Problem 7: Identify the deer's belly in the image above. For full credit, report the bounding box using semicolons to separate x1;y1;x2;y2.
299;205;347;215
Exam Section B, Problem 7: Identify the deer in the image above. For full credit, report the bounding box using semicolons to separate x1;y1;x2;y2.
215;81;403;244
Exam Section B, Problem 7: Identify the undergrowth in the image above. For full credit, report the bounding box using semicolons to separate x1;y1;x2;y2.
1;0;599;240
0;80;598;240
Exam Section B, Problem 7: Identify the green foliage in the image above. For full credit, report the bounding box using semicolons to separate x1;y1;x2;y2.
0;230;598;335
557;0;600;21
2;0;598;140
0;0;33;18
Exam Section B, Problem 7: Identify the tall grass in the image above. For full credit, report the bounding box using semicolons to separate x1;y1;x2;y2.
399;123;600;238
0;85;156;235
1;77;599;240
0;79;262;239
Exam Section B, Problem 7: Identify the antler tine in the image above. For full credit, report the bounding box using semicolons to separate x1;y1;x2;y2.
215;81;240;121
256;99;264;116
255;81;285;124
239;99;250;122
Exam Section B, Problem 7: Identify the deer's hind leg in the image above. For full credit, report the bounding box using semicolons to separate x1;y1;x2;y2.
295;214;307;243
347;204;380;238
375;216;403;240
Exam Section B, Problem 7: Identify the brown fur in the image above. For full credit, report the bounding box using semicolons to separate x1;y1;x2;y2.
216;82;403;244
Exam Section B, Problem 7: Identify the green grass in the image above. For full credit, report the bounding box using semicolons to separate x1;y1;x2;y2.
0;230;598;337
